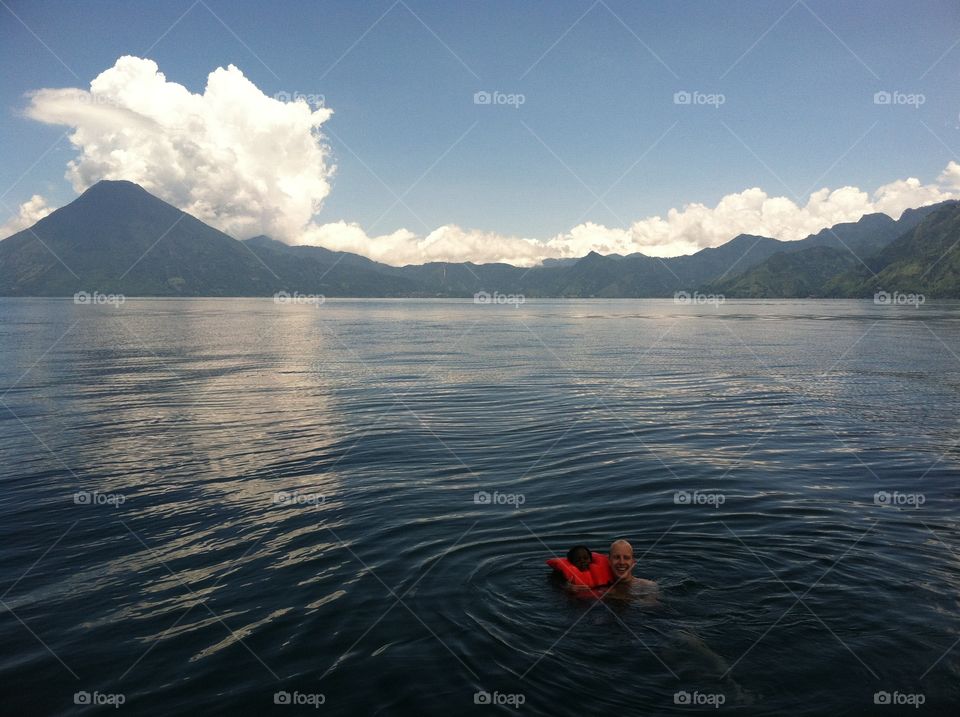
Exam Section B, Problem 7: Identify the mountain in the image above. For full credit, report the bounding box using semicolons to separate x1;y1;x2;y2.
826;202;960;298
2;181;957;297
370;238;788;298
670;234;786;287
239;234;422;295
705;246;859;298
706;201;958;298
0;181;421;296
0;180;281;295
0;182;794;297
796;212;903;256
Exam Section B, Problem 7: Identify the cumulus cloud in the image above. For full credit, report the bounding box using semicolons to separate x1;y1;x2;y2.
25;55;334;242
0;194;54;238
299;221;551;266
16;55;960;266
550;170;960;259
302;164;960;265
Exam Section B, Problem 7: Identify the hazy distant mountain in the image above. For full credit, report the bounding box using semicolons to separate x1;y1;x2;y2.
2;181;957;297
240;234;422;295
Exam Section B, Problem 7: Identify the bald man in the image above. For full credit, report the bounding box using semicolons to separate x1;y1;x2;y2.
609;539;658;591
608;541;749;701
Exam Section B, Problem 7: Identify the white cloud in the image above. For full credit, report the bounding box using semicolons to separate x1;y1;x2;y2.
0;194;54;238
299;222;554;266
304;164;960;265
546;168;960;260
938;161;960;190
25;55;334;243
17;56;960;266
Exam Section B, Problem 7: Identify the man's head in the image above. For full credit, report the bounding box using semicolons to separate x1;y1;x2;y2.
566;545;592;571
609;539;635;580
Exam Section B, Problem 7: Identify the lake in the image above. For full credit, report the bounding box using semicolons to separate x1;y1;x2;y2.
1;298;959;715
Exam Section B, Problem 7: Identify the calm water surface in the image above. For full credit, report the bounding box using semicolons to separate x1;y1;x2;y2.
1;298;959;715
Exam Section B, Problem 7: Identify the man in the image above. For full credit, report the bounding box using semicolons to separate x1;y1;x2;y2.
608;539;658;593
606;540;750;701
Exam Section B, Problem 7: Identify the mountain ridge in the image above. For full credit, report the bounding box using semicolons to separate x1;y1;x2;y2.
707;201;957;298
2;180;958;297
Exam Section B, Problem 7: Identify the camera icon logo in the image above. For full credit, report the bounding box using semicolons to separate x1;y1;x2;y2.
474;491;491;505
673;490;692;505
673;91;691;105
274;691;291;704
474;91;492;105
873;91;891;105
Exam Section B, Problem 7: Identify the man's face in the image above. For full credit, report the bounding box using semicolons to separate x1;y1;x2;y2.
609;543;635;579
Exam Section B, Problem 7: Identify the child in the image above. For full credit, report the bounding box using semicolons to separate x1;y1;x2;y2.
567;545;592;572
547;545;614;588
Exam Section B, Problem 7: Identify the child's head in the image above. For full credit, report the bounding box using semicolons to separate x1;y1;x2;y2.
566;545;592;571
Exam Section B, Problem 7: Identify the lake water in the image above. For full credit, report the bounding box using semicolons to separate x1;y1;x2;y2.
1;298;959;715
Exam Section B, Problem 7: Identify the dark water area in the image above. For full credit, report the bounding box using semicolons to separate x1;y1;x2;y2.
1;298;959;715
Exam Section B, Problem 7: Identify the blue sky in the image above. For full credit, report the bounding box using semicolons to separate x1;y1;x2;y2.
2;0;959;264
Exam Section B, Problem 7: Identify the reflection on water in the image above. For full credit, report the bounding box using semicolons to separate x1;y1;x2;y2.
1;298;959;716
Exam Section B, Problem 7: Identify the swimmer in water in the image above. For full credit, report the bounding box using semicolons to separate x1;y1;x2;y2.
604;540;753;703
567;545;592;572
606;539;658;601
559;545;599;591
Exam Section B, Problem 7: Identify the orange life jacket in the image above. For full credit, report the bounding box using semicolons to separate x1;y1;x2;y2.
546;552;614;587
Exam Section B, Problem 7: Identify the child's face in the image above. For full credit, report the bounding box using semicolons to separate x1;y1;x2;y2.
570;549;591;571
